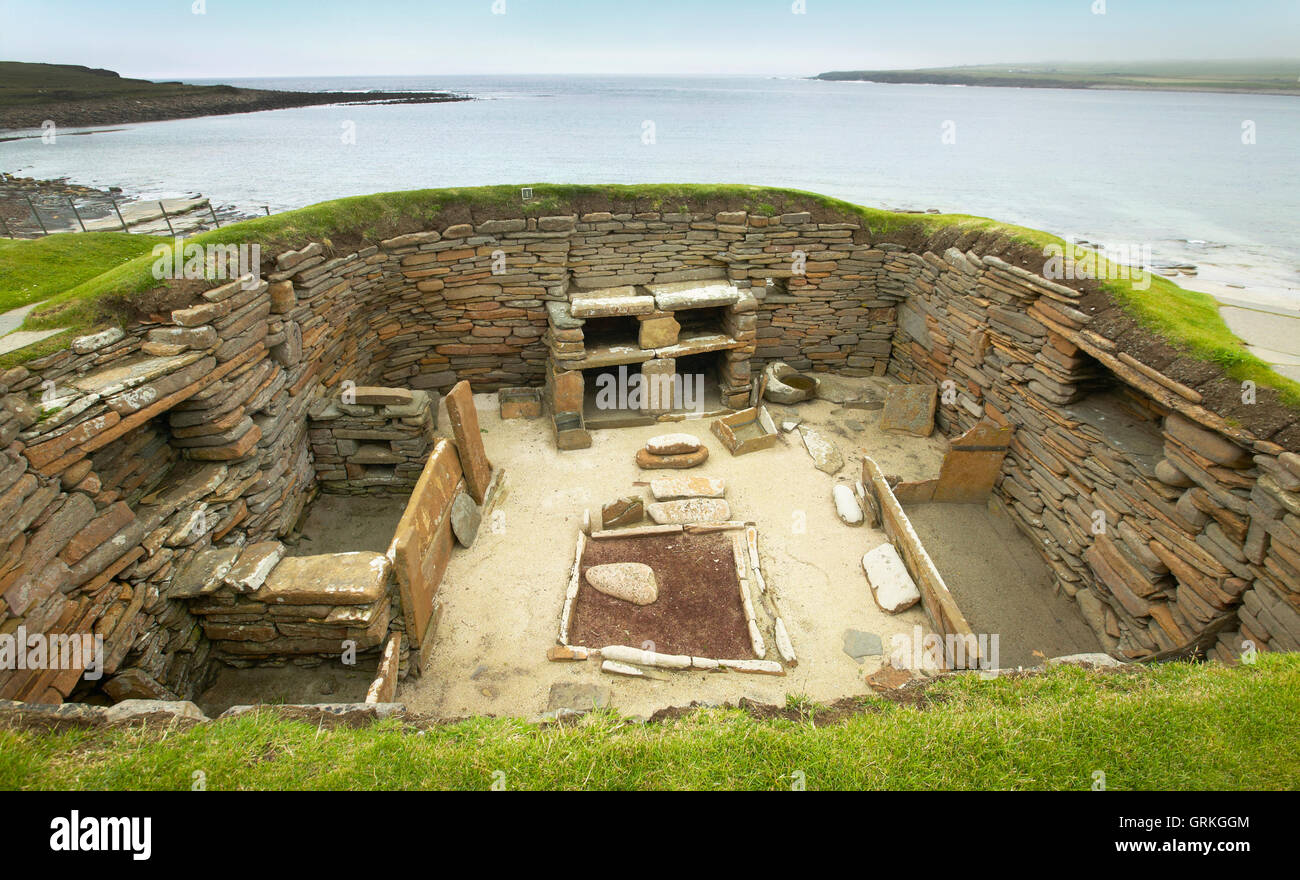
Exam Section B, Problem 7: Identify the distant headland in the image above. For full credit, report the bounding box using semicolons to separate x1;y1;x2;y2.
813;60;1300;96
0;61;469;130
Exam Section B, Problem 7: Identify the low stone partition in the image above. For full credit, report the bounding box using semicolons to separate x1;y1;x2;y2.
308;385;437;493
862;456;981;669
176;547;394;667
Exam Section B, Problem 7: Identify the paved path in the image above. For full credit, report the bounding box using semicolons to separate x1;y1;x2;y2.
0;302;66;357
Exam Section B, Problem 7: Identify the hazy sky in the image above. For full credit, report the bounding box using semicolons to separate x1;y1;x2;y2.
2;0;1298;78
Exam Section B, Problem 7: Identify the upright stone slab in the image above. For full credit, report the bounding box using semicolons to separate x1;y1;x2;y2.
932;420;1014;503
388;439;464;670
445;380;493;503
880;384;938;437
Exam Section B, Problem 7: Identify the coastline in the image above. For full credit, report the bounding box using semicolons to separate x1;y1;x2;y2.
0;61;469;132
0;89;469;132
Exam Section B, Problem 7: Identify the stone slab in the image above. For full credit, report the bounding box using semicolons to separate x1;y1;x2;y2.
445;380;493;503
636;447;708;469
880;384;938;437
842;629;883;662
388;439;462;664
861;542;921;613
932;420;1013;503
645;280;741;311
255;552;391;606
649;475;725;500
646;498;731;524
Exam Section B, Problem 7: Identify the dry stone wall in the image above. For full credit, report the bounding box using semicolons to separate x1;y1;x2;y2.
1;201;1297;707
884;246;1300;663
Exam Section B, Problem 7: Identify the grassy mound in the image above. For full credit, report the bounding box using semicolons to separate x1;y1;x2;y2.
1;184;1294;406
2;656;1296;791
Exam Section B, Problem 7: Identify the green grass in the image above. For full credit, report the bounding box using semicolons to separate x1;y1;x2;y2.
0;61;239;109
2;656;1296;790
2;182;1296;406
0;231;165;314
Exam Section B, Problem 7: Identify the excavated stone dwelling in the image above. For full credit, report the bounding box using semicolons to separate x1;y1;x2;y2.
2;194;1298;713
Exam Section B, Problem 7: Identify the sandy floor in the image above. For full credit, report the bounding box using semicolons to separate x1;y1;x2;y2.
903;501;1101;668
287;494;407;557
399;382;954;719
197;661;375;715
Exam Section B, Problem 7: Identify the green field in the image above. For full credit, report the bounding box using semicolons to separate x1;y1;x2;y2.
0;231;164;313
815;60;1300;95
0;61;238;109
1;656;1295;790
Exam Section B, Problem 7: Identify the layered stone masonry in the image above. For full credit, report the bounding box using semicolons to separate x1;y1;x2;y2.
885;247;1300;662
2;203;1298;708
308;385;437;493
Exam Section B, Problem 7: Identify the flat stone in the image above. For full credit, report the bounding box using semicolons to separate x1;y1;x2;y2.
450;490;481;547
866;665;915;693
103;700;208;723
636;447;708;469
833;484;864;525
645;280;740;311
546;300;585;330
799;426;843;475
1165;413;1251;468
862;543;921;613
71;327;125;354
586;562;658;605
255;552;390;605
646;498;731;525
570;288;655;318
1046;653;1124;669
638;315;680;348
223;541;286;593
842;629;883;662
350;386;413;407
168;546;242;598
445;380;493;503
880;384;937;437
546;683;611;714
602;496;644;529
646;432;701;455
649;475;725;500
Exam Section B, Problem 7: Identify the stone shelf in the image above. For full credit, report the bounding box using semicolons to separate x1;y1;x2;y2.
566;332;743;371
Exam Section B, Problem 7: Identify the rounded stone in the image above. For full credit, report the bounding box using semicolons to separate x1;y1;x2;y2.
646;433;701;455
585;562;659;605
635;446;709;469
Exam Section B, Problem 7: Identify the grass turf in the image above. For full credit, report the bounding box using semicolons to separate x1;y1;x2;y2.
0;231;165;314
1;183;1296;406
1;655;1296;791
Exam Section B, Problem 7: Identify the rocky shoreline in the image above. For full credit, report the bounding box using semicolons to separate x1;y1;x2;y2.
0;173;251;238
